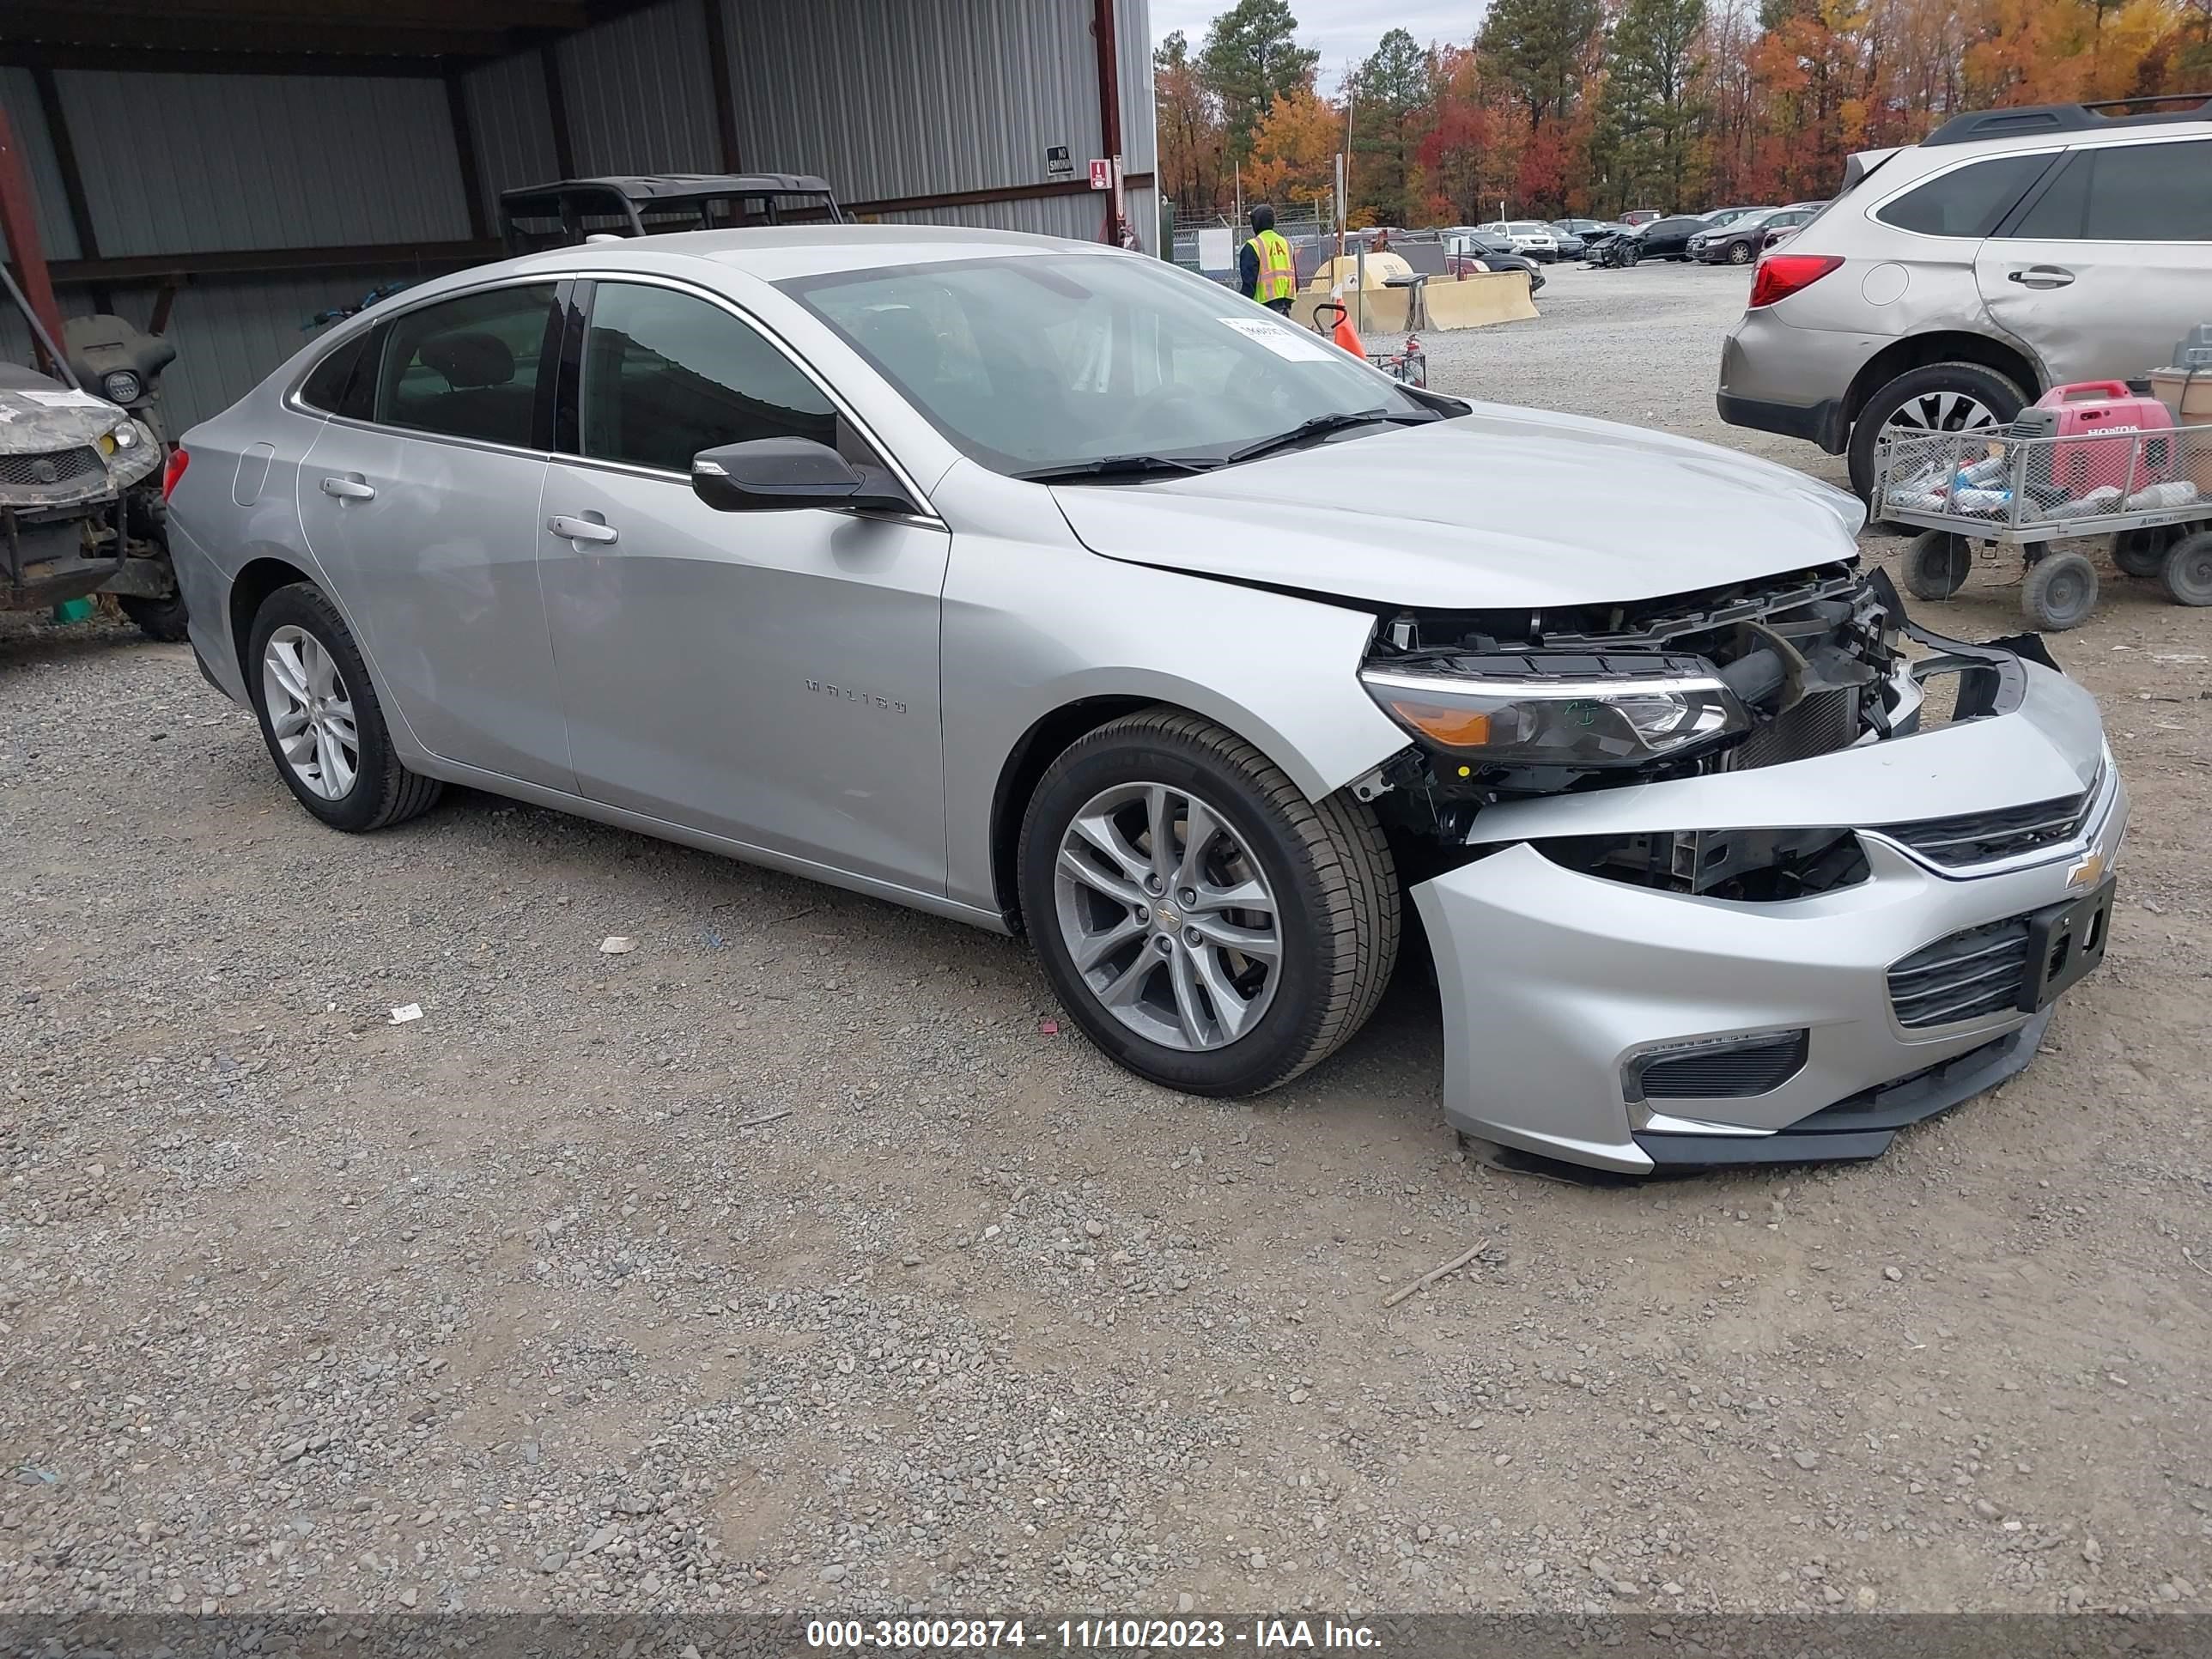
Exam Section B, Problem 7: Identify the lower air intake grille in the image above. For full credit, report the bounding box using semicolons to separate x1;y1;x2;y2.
1887;918;2032;1029
1638;1030;1810;1100
0;447;106;489
1726;688;1857;771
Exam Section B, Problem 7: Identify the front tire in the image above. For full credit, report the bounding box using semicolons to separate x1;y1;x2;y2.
1848;362;2025;502
2021;550;2099;631
246;582;442;832
1019;708;1398;1097
1727;240;1753;265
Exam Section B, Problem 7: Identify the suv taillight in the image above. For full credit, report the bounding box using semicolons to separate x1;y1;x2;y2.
1748;253;1842;309
161;447;190;501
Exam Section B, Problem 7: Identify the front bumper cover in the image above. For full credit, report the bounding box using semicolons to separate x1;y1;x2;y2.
1409;623;2124;1174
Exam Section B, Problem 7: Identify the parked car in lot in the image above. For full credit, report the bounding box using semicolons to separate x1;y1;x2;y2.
1621;208;1663;226
1474;221;1560;261
1443;230;1546;291
1699;206;1771;229
1547;227;1587;259
1552;217;1614;241
167;225;2123;1175
1693;202;1823;262
1620;213;1712;261
1719;94;2212;499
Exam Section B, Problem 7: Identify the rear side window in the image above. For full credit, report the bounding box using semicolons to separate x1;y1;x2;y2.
2008;140;2212;241
376;284;557;448
1876;154;2052;237
299;329;378;419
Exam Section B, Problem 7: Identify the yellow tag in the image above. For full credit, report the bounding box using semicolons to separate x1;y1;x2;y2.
98;434;116;455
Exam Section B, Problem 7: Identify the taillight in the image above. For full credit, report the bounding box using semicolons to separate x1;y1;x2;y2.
161;447;190;501
1748;253;1842;309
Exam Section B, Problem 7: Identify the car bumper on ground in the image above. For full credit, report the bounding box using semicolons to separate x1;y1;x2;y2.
1411;646;2124;1174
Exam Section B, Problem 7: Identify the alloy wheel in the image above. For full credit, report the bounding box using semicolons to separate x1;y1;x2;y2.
1053;781;1281;1052
1881;388;2000;442
262;623;359;799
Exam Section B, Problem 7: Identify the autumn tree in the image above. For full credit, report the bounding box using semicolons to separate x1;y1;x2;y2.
1349;28;1432;225
1156;31;1229;216
1200;0;1322;165
1247;88;1342;218
1598;0;1710;210
1479;0;1607;128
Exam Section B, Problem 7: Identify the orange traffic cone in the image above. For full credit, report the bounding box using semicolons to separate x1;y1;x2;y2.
1331;307;1365;360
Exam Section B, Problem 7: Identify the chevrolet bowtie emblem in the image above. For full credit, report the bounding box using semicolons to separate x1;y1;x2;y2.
2066;851;2104;890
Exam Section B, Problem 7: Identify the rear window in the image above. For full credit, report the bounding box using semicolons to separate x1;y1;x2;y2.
299;329;378;418
1876;153;2053;237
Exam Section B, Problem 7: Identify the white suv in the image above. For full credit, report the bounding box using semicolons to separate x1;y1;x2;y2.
1717;95;2212;498
1476;221;1560;261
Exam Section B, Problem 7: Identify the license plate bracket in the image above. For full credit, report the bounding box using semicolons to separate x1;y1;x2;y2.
2018;874;2116;1012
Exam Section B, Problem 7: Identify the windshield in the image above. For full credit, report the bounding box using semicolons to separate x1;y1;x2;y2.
781;253;1435;478
1504;222;1546;234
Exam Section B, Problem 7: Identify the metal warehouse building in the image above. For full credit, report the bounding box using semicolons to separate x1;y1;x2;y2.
0;0;1156;430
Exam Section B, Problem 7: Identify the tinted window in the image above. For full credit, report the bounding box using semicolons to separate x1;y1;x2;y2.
1877;154;2051;237
579;282;838;473
2010;140;2212;241
376;284;556;447
299;328;378;418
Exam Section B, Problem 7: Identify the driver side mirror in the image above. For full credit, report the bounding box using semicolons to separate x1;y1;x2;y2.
690;437;915;514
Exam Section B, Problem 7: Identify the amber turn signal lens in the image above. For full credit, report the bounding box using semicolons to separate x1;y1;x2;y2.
1388;698;1492;748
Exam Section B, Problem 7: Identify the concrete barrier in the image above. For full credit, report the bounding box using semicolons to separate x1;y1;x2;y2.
1286;270;1534;336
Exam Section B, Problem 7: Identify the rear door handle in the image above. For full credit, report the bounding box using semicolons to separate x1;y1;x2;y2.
319;475;376;501
2008;265;2075;289
548;514;619;545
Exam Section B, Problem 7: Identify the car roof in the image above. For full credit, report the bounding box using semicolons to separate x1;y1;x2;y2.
459;224;1121;288
1921;94;2212;148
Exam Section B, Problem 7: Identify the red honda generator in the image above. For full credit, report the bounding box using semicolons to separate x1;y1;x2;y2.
2014;380;2177;501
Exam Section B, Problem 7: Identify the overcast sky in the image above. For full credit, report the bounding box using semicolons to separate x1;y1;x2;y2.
1149;2;1488;91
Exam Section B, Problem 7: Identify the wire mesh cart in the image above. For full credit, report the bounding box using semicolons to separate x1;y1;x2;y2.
1874;423;2212;629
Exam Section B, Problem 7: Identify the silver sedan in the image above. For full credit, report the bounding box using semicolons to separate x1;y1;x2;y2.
166;227;2122;1172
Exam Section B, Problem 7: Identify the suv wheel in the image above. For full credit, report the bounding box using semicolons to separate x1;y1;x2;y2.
1849;362;2025;502
246;582;443;832
1019;708;1398;1097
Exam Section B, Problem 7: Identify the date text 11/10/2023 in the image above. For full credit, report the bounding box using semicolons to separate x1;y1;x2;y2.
804;1617;1382;1649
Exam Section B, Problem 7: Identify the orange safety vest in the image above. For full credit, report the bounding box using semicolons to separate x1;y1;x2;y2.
1249;229;1296;303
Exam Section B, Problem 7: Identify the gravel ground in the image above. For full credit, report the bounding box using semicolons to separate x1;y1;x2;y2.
4;262;2210;1620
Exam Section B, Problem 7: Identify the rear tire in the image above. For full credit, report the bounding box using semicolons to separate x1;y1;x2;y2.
1018;707;1398;1097
2159;531;2212;606
118;590;190;642
1848;361;2027;503
2021;550;2099;631
1903;531;1972;600
246;582;442;832
2113;526;2172;578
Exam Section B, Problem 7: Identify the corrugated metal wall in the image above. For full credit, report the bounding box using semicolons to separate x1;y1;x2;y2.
463;51;559;204
3;0;1155;428
58;72;471;256
558;1;722;176
0;69;81;261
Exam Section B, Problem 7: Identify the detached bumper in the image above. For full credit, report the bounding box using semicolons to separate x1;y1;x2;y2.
1410;654;2125;1174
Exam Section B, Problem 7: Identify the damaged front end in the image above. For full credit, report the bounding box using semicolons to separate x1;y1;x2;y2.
1360;564;2124;1173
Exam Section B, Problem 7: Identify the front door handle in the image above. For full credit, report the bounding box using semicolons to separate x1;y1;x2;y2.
319;475;376;501
548;514;619;545
2008;265;2075;289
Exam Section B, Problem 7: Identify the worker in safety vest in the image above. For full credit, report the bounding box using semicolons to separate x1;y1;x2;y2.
1238;204;1297;313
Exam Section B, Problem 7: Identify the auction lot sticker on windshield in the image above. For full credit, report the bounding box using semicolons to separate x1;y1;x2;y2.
1218;314;1339;362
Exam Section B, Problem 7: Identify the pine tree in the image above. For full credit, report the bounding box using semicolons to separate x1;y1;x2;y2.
1199;0;1323;166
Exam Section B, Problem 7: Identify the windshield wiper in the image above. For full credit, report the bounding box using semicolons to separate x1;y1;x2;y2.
1015;453;1219;484
1222;407;1443;466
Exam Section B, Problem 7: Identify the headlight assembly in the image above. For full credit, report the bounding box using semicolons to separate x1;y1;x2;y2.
1360;665;1749;769
102;369;143;405
109;419;140;450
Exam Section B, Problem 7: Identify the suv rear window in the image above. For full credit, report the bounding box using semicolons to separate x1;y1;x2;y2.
1876;153;2052;237
2008;139;2212;240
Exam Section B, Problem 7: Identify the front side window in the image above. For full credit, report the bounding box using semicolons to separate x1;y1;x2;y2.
2008;139;2212;241
1876;154;2052;238
783;253;1435;477
376;284;556;447
578;282;839;473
